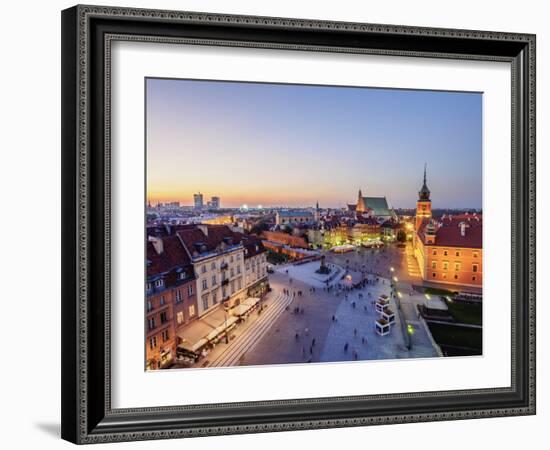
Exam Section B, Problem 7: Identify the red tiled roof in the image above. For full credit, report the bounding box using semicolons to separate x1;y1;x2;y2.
146;234;192;277
420;217;482;249
176;225;244;258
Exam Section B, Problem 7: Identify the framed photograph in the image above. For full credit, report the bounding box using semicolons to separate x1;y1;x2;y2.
61;5;536;444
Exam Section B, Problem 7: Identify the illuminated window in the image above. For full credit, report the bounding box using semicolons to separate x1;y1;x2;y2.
177;311;184;324
443;262;449;270
431;261;437;269
149;337;157;349
454;263;461;271
189;305;195;317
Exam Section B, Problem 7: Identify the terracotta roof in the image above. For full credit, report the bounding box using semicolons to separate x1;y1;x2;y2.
146;234;192;278
420;217;482;249
176;225;244;258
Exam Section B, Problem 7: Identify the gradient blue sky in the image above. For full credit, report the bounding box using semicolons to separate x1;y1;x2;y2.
146;78;482;209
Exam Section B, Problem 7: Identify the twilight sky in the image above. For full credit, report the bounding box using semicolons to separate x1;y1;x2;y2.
146;78;482;209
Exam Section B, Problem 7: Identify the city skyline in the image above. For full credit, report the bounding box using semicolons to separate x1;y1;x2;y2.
146;78;482;209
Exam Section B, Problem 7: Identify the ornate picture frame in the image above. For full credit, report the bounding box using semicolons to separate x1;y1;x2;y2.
61;5;536;444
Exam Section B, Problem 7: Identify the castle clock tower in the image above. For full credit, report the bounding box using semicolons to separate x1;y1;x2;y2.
415;164;432;231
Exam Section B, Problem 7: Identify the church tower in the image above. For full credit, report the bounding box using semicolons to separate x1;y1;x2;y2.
415;164;432;231
357;189;365;212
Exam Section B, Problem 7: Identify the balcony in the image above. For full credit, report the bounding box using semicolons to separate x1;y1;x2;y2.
221;278;229;286
220;262;229;270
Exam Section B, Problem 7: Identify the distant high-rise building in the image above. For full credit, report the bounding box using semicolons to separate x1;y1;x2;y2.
211;196;220;209
193;192;203;209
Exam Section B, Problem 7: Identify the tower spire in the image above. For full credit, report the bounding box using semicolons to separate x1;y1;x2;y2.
418;164;430;201
423;163;427;186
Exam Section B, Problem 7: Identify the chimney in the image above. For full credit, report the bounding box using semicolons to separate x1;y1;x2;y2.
148;236;164;255
459;222;467;237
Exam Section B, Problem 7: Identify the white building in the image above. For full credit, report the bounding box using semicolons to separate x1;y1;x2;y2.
177;225;267;318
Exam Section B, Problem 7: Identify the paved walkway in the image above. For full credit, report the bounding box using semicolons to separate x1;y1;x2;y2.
240;272;343;366
206;290;293;367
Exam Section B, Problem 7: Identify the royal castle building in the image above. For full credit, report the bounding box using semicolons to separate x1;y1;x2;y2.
413;166;483;291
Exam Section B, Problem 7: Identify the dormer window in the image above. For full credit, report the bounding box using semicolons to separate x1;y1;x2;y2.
178;272;186;280
154;279;164;288
146;282;152;291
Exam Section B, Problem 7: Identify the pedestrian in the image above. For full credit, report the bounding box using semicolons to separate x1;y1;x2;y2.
354;328;357;337
344;342;349;352
310;346;313;355
312;338;316;347
295;333;299;340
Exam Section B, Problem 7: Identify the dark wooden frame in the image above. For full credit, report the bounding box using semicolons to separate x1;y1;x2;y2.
61;4;536;444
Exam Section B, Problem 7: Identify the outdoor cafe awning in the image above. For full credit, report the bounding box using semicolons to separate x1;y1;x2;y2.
177;306;238;352
231;297;260;317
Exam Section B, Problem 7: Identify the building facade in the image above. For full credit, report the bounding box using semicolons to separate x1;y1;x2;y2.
275;210;314;225
243;237;269;297
177;225;247;317
146;235;198;370
413;168;482;290
193;192;203;209
352;189;394;222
